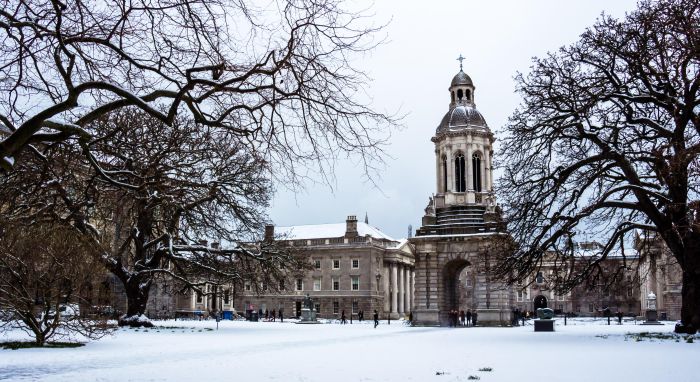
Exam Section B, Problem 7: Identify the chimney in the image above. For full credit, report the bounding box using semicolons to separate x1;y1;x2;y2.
264;224;275;242
345;215;358;238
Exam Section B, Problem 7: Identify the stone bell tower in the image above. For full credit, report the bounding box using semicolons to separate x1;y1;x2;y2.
410;57;510;326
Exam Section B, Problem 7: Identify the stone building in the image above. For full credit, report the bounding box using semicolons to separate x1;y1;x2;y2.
233;216;415;320
635;230;682;320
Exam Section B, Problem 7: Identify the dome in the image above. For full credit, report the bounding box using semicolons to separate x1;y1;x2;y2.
436;104;488;133
450;70;473;87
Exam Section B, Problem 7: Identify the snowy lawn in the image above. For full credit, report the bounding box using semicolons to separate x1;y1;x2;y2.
1;318;698;382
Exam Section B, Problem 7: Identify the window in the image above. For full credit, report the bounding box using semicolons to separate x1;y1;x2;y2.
333;259;340;269
333;278;340;291
314;259;321;269
535;272;544;284
315;303;321;314
472;153;482;192
352;300;359;314
351;276;359;291
223;289;230;305
313;278;322;291
454;153;466;192
333;301;339;315
457;88;463;100
196;291;203;304
352;259;359;269
279;280;285;291
296;278;303;291
517;290;525;302
442;155;447;192
627;288;633;297
262;283;267;292
588;303;594;312
466;89;472;101
244;282;251;291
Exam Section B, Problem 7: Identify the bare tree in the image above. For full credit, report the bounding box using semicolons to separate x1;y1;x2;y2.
0;222;113;346
496;0;700;333
1;109;308;326
0;0;395;182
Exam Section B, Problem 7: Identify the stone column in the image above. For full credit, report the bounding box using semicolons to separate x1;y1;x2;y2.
466;145;473;191
484;148;491;192
391;262;398;314
435;148;441;193
383;264;390;313
398;264;405;314
405;267;411;313
445;148;453;192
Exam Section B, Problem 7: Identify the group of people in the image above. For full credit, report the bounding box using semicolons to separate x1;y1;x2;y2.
339;309;366;324
255;308;284;322
447;309;477;327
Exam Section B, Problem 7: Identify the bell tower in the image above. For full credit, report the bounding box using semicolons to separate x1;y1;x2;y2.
417;57;498;235
410;58;510;327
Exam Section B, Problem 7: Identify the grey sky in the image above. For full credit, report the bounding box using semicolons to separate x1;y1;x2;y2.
269;0;640;239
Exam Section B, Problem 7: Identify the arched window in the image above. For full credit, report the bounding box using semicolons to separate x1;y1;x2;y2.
442;155;447;192
472;153;482;192
466;89;472;101
454;153;466;192
457;89;464;100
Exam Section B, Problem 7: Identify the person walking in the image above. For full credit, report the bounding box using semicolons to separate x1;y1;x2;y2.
472;311;478;327
279;307;284;323
460;310;466;326
271;309;276;322
466;310;472;327
373;310;379;328
341;309;347;324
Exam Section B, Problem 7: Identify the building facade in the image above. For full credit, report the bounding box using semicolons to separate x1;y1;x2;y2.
233;216;415;320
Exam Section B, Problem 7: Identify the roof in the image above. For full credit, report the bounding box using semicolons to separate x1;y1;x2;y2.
275;222;397;242
451;70;473;87
436;104;488;133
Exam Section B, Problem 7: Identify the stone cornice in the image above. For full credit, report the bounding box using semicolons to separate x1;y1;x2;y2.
431;129;495;143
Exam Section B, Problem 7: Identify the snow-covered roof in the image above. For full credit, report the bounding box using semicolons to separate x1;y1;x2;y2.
276;222;396;242
573;241;638;259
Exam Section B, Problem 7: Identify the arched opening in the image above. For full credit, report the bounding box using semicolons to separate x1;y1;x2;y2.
455;153;466;192
472;153;482;192
441;258;471;326
534;295;548;311
441;155;447;192
466;89;472;101
457;89;463;100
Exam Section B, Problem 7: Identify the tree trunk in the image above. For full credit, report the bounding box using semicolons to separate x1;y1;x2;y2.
118;279;153;327
678;269;700;334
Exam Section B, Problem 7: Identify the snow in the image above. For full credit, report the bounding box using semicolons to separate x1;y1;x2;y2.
1;318;698;381
276;222;397;241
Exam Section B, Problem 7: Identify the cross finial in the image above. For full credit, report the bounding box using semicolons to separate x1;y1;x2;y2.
456;54;465;71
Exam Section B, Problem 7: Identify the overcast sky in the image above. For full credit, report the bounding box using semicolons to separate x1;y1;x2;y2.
269;0;640;239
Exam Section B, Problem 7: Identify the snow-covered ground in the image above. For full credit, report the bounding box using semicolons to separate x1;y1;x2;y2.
1;318;697;381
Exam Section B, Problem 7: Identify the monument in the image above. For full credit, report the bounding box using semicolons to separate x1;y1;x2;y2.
642;292;663;325
297;294;320;324
534;308;555;332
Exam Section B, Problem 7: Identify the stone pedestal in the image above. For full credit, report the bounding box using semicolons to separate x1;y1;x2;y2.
412;309;440;326
475;308;508;327
297;308;320;324
534;319;555;332
641;309;663;325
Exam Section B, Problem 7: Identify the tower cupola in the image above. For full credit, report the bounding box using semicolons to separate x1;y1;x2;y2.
449;54;475;107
